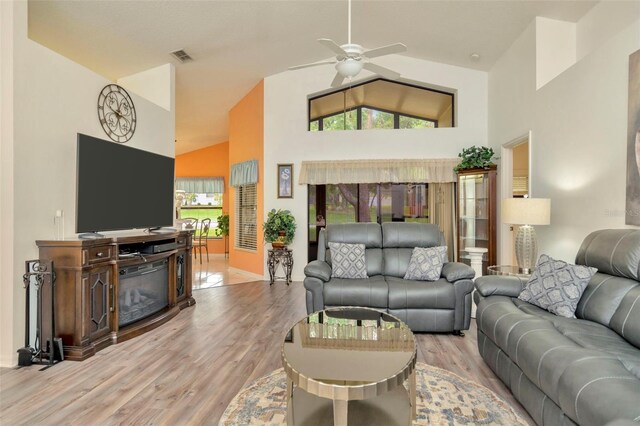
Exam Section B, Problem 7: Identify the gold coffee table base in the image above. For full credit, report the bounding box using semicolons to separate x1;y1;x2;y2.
286;385;412;426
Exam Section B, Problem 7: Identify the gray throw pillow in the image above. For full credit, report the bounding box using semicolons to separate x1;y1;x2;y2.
518;254;597;318
403;246;448;281
329;242;368;279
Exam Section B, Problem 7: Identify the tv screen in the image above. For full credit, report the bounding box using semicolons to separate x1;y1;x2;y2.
76;134;175;233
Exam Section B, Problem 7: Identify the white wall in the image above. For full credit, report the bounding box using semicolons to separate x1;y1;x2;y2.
264;55;488;280
0;2;175;367
118;63;175;112
488;22;536;150
0;0;17;368
489;6;640;265
577;1;640;61
535;17;576;90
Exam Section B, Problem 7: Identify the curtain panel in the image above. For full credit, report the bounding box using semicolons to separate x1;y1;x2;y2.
230;160;259;187
428;183;457;262
299;159;458;185
175;177;224;193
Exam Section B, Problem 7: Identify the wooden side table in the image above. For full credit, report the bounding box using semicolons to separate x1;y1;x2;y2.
267;248;293;285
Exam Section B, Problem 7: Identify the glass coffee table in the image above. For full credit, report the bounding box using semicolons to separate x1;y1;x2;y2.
282;307;417;425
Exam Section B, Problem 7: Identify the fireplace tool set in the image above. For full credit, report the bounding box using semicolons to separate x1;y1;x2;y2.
17;260;64;369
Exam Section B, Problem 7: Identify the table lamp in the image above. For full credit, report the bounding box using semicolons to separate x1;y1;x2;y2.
502;198;551;274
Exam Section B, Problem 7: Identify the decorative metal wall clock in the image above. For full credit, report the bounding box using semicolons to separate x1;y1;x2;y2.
97;84;137;143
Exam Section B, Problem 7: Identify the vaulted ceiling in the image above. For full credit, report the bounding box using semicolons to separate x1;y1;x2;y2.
28;0;596;154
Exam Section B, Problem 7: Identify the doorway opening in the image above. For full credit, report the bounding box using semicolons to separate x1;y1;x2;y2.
499;133;531;265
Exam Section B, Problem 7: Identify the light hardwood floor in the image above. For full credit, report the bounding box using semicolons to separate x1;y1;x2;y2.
0;281;534;425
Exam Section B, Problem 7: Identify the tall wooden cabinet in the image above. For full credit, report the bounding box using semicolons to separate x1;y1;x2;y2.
456;166;497;274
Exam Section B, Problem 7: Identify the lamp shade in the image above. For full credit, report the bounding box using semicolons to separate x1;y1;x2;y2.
502;198;551;225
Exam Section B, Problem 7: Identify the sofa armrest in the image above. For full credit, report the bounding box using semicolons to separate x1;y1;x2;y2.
475;275;525;297
441;262;475;283
304;260;332;282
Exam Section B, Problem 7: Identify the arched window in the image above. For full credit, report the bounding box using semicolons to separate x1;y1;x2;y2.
309;78;454;131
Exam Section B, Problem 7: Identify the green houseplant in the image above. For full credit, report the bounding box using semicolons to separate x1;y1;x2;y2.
216;214;229;237
263;209;296;248
454;146;495;172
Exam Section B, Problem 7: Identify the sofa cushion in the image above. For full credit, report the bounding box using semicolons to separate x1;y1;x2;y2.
518;254;596;318
387;276;455;309
575;229;640;281
381;222;443;248
556;321;640;378
382;247;413;278
610;286;640;348
321;223;384;276
556;356;640;426
323;275;388;308
403;246;447;281
575;273;638;327
326;223;383;248
381;222;444;278
328;242;367;279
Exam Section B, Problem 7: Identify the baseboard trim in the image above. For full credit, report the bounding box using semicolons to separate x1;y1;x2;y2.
227;266;265;281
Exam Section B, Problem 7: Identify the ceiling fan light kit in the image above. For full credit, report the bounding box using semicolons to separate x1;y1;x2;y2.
289;0;407;88
336;58;363;78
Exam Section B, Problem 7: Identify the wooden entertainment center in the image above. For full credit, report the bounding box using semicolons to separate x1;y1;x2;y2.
36;231;195;361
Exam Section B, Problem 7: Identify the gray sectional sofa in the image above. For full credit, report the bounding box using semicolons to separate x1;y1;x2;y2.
303;222;476;333
474;229;640;426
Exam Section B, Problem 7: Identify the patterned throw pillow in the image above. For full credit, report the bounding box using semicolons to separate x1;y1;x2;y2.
518;254;597;318
329;242;368;279
404;246;448;281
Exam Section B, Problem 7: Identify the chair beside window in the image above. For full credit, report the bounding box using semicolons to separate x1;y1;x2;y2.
181;217;198;231
194;218;211;264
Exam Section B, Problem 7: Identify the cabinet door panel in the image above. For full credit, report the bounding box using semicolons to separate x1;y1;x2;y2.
176;250;186;301
83;266;112;340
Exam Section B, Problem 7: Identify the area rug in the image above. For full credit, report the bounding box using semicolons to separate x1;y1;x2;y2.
219;362;528;425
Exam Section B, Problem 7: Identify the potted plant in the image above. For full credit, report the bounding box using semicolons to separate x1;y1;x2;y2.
216;213;230;258
454;146;495;172
263;209;296;249
216;214;229;237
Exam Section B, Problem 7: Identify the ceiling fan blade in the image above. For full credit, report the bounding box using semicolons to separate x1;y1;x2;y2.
363;43;407;59
330;72;345;88
318;38;348;57
288;60;337;71
363;62;401;80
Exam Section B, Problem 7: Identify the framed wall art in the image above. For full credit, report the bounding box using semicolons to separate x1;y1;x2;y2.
626;48;640;226
278;164;294;199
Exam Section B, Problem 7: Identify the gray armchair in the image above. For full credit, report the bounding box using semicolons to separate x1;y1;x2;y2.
303;222;476;333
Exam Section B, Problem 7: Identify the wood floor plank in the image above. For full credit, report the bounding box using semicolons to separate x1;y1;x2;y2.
0;281;533;425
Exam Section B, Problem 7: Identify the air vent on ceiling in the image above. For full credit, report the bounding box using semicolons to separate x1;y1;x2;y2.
170;49;193;63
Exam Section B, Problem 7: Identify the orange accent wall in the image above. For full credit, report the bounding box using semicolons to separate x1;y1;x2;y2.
228;81;264;275
175;142;229;254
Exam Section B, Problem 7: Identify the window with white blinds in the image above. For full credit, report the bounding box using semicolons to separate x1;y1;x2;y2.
235;184;257;251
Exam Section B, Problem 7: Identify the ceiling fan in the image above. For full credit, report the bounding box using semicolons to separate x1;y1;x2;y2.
288;0;407;88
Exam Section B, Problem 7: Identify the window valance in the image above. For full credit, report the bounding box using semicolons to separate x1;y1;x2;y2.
298;159;459;185
230;159;258;187
175;177;224;193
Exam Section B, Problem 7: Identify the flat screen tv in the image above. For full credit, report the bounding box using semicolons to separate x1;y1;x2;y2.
76;133;175;233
